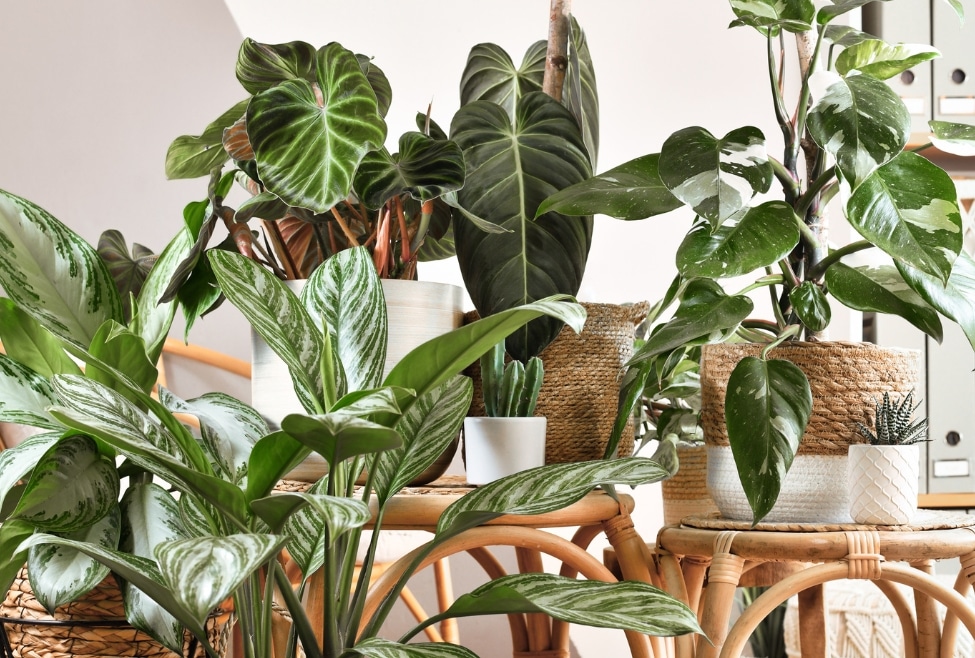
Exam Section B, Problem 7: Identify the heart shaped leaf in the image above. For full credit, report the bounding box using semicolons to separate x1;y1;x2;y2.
354;132;465;209
789;281;831;333
235;38;317;95
459;42;545;115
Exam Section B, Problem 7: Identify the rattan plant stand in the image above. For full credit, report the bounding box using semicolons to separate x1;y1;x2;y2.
654;512;975;658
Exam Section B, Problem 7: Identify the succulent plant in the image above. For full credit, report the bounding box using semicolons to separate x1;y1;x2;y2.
480;341;544;418
857;391;930;446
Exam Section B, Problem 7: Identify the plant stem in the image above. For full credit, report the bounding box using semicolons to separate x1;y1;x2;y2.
542;0;571;101
807;240;875;280
760;323;803;359
795;165;835;220
769;157;799;201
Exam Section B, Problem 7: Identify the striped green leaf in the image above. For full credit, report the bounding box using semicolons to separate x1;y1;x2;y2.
280;413;402;470
129;227;193;362
374;376;472;503
330;387;409;418
247;42;387;212
437;573;701;637
179;494;220;539
807;72;909;188
0;190;123;346
302;246;386;394
28;505;119;611
210;249;324;413
0;432;59;510
0;298;82;378
275;480;327;579
13;435;119;533
353;638;479;658
0;353;60;429
253;492;368;556
155;535;285;625
436;458;670;536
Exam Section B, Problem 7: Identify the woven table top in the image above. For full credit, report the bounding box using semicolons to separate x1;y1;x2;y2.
679;509;975;533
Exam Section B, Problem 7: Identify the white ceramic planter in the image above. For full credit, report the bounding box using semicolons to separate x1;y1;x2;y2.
848;444;919;525
463;417;547;485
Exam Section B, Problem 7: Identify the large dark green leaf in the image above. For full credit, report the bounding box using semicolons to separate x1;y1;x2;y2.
898;250;975;351
930;120;975;157
725;356;812;524
565;17;600;166
459;42;545;115
235;38;317;95
354;132;466;209
537;154;682;220
826;262;942;340
807;73;909;187
246;42;387;213
658;126;772;227
451;92;592;361
835;40;939;80
789;281;831;332
164;99;248;180
729;0;816;34
846;152;961;284
677;201;799;278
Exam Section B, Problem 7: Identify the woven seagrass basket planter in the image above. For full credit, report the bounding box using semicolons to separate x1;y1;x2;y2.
700;341;921;523
661;442;718;526
465;302;648;465
0;568;233;658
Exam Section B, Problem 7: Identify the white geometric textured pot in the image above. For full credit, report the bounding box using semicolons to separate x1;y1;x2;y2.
847;444;919;525
707;445;853;523
463;416;547;485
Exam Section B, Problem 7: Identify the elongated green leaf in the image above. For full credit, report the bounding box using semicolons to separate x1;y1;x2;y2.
247;42;387;212
826;262;942;340
0;432;58;510
353;638;479;658
431;573;700;638
898;250;975;350
0;190;123;346
835;40;939;80
942;0;965;22
252;492;369;547
659;126;771;227
236;38;317;95
451;92;593;361
245;431;312;503
565;17;600;166
28;506;119;611
155;535;284;625
86;322;158;401
807;72;909;187
847;152;962;283
354;132;465;208
677;201;799;278
302;246;385;394
210;249;324;413
0;298;82;377
930;120;975;156
0;353;60;429
459;41;545;115
13;435;118;533
280;413;402;470
789;281;831;333
164;99;248;179
273;481;328;580
129;227;193;362
0;520;34;596
17;533;212;654
725;357;812;524
373;376;472;503
537;154;682;220
437;458;669;536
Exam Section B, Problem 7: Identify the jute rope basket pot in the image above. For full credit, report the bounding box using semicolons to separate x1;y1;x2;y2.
700;341;921;523
465;302;648;464
0;568;233;658
661;442;718;527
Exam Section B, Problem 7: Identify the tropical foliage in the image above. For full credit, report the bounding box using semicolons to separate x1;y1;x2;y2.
540;0;975;523
0;189;701;657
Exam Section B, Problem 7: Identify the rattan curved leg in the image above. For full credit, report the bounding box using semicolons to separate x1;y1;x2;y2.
871;578;919;658
909;559;941;658
941;549;975;658
696;532;745;658
656;549;695;658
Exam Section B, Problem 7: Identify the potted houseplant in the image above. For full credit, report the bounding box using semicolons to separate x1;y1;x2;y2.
0;196;702;657
463;343;547;485
540;0;975;524
849;390;929;525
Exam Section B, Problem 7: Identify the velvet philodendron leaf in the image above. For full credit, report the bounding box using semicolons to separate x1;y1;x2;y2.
676;201;800;279
164;99;248;180
728;0;816;35
898;250;975;351
97;230;157;321
807;72;910;188
536;154;683;221
930;120;975;157
235;38;317;95
451;92;593;362
459;41;545;115
353;132;466;209
825;262;942;341
658;126;773;228
725;356;813;524
564;16;600;166
246;42;387;213
834;39;939;80
788;281;831;333
846;152;962;284
0;190;123;348
357;54;392;117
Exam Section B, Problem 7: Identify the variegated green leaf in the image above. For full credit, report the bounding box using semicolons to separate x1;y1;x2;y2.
302;246;385;394
0;298;82;378
246;42;387;212
0;190;123;346
436;458;670;536
729;0;816;34
826;262;942;340
353;638;479;658
155;535;285;625
432;573;701;637
354;132;466;208
129;227;193;362
373;376;472;503
330;387;411;419
252;492;369;550
930;120;975;157
942;0;965;21
676;201;799;278
273;480;328;578
28;505;119;611
244;430;312;503
459;41;545;116
13;435;118;533
179;494;220;539
846;152;962;284
789;281;831;333
898;250;975;351
210;249;324;413
280;413;402;470
835;39;939;80
0;353;60;429
807;72;909;187
0;432;59;510
658;126;772;227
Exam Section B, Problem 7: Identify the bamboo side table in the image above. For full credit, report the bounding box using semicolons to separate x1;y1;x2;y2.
654;512;975;658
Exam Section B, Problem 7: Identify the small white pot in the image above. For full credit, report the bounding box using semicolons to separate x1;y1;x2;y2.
463;417;547;485
848;444;919;525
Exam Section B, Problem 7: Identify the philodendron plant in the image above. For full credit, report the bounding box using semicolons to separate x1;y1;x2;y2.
541;0;975;523
0;190;700;657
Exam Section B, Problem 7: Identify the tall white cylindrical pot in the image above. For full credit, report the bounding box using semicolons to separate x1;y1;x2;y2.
463;417;547;485
848;444;919;525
